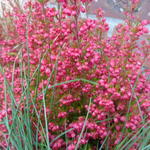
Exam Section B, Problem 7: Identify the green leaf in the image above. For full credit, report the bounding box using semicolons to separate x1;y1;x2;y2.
38;0;44;3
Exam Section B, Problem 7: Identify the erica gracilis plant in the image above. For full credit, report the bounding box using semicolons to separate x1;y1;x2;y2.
0;0;150;149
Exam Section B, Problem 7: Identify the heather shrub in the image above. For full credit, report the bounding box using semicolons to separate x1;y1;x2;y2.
0;0;150;149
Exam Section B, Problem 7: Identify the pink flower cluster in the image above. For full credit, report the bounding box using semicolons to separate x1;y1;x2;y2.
0;0;149;149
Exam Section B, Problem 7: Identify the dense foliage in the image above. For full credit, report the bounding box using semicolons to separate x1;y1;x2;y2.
0;0;150;149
